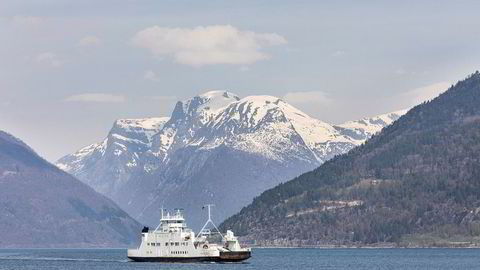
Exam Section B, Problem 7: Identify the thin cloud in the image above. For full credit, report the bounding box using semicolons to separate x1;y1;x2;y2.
394;68;407;75
282;91;334;119
12;15;45;26
132;25;287;67
77;36;102;47
404;81;451;105
151;95;177;102
64;93;126;103
331;50;346;57
35;52;62;67
143;70;160;81
239;66;250;72
283;91;332;106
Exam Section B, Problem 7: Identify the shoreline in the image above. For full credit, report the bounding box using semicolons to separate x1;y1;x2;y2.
251;246;480;249
247;243;480;249
1;245;480;249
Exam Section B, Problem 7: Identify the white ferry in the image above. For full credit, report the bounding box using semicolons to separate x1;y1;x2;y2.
127;205;251;262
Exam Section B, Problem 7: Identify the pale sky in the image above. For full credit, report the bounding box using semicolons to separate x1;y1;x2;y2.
1;1;480;162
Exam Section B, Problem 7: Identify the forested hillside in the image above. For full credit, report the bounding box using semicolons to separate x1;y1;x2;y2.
221;72;480;247
0;131;141;247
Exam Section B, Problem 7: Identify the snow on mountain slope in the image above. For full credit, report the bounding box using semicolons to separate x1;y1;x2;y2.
57;91;405;229
149;91;240;160
334;109;407;142
198;95;354;163
56;117;169;195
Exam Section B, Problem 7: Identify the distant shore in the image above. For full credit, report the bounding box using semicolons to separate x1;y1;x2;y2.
252;245;480;249
247;242;480;249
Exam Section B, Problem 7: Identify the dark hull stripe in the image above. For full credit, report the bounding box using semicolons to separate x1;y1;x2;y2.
128;251;251;263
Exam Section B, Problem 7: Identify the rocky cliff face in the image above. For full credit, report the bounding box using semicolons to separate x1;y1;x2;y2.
57;91;404;229
0;130;141;247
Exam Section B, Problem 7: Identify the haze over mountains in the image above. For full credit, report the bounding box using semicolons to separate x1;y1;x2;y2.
57;91;405;229
221;72;480;247
0;131;141;247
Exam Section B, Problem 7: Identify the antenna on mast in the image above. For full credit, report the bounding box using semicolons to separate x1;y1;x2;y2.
198;204;223;239
154;206;165;232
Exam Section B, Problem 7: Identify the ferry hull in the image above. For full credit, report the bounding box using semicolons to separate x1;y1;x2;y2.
128;251;251;263
219;251;252;262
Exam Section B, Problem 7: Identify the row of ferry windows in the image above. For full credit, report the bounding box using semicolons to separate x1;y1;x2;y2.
147;242;189;247
144;250;188;255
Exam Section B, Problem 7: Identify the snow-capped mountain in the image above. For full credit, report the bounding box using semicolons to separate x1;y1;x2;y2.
56;91;405;229
57;117;169;196
335;110;408;142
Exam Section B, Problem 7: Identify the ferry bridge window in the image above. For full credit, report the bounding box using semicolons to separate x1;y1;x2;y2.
175;242;179;246
165;243;168;246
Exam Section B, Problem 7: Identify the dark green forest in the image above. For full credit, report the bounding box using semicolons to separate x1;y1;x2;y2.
221;72;480;247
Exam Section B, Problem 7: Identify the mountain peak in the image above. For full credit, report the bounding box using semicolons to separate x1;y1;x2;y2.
194;90;241;112
114;117;170;131
170;90;241;123
198;90;240;101
335;109;407;142
0;130;34;155
58;91;404;230
215;94;319;129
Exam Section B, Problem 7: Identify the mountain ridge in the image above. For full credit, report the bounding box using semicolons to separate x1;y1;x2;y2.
0;130;142;247
56;91;405;229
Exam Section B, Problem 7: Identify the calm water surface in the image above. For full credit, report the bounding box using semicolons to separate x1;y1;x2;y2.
0;248;479;270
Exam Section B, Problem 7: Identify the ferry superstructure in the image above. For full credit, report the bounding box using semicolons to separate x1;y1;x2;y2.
127;205;251;262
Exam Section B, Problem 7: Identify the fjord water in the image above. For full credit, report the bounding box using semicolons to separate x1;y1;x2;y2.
0;248;479;270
